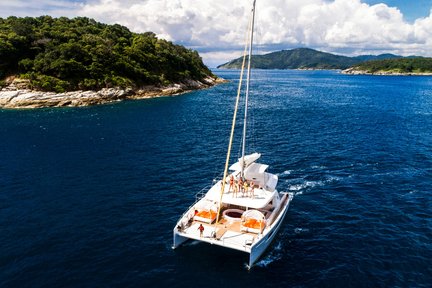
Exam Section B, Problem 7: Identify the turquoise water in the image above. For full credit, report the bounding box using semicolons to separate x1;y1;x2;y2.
1;70;431;287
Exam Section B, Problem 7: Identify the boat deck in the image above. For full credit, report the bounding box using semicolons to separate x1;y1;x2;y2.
181;218;257;252
205;181;276;210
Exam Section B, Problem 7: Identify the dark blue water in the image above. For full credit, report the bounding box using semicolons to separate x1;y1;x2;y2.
1;70;431;287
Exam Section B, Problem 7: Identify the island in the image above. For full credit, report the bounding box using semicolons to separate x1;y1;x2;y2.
217;48;432;76
217;48;401;70
341;58;432;75
0;16;224;109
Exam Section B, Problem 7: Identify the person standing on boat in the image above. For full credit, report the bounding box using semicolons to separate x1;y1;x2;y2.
238;177;243;195
243;181;249;197
198;224;204;237
229;175;235;193
235;176;240;196
250;181;255;198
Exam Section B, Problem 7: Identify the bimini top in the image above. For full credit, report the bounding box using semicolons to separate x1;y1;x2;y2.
244;162;269;176
229;152;261;171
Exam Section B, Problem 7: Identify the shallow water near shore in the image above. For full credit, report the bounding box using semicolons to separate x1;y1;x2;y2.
1;69;431;287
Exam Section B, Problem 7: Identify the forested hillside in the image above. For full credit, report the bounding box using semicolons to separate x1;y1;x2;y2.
0;16;214;92
217;48;359;69
217;48;403;70
347;57;432;74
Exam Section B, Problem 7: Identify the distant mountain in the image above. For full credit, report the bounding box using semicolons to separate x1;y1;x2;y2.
217;48;406;70
352;53;401;62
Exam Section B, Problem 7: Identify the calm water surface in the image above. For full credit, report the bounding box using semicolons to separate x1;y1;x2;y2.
1;70;431;287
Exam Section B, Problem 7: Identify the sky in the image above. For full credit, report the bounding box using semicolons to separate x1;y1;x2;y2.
1;0;432;67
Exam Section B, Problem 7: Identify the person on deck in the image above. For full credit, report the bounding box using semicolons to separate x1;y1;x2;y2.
243;181;249;197
198;224;204;237
229;175;235;193
249;181;255;198
238;178;243;195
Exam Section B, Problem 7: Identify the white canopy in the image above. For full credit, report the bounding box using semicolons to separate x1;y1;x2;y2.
243;162;269;188
229;152;261;171
242;209;265;220
245;163;268;175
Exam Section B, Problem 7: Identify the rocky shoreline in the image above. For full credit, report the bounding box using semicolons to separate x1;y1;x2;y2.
0;76;227;109
341;67;432;76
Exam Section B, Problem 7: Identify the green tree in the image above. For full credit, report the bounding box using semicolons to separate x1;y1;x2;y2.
0;16;215;91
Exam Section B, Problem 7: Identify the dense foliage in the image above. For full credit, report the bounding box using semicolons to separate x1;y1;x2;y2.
0;16;213;92
217;48;403;70
218;48;360;69
351;57;432;73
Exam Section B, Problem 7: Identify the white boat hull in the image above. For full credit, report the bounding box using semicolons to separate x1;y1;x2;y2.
248;192;293;266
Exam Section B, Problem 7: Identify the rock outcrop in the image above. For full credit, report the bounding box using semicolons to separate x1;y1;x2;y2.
0;76;227;109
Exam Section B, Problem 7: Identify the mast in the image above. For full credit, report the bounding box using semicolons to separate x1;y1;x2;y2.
241;0;256;178
213;1;255;229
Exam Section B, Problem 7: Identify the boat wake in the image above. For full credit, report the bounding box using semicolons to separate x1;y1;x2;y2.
254;241;284;268
294;227;309;234
183;240;201;247
280;173;344;195
288;180;324;191
278;170;293;176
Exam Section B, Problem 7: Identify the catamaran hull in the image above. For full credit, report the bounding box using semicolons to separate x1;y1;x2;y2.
249;193;293;267
173;231;188;249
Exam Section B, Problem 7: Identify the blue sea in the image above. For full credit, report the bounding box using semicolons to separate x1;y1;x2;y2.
1;70;431;287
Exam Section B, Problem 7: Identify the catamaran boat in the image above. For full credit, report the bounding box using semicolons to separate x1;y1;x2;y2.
172;0;294;268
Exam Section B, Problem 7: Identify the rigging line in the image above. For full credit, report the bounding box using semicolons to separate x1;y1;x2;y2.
241;0;256;179
213;1;255;230
250;1;263;154
249;102;256;152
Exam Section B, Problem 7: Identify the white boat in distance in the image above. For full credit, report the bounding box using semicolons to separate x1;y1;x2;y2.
172;0;294;268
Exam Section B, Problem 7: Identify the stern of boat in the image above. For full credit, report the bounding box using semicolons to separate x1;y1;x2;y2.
172;228;188;249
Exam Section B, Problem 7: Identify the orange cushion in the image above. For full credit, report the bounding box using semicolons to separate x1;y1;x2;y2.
196;210;216;219
244;218;264;229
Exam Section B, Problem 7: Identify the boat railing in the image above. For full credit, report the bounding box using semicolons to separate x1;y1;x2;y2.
195;184;212;202
195;191;206;203
176;184;213;224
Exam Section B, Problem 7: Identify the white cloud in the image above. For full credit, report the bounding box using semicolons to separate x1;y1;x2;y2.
1;0;432;66
0;0;83;18
75;0;432;65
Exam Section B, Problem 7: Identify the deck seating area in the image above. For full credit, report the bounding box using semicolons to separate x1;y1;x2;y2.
193;209;217;223
240;209;266;234
241;219;265;233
